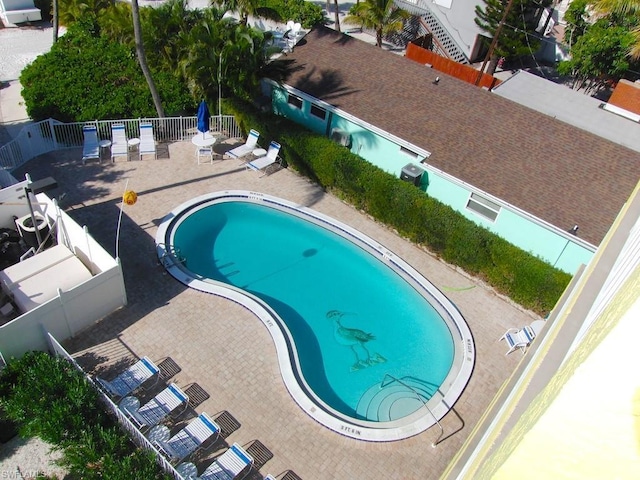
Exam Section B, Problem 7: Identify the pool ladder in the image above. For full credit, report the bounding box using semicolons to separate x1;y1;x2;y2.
157;244;186;269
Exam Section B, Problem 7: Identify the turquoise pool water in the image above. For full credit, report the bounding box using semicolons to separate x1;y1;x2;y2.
170;200;455;422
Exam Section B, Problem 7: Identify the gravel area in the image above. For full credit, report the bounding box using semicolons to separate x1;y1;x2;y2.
0;436;67;479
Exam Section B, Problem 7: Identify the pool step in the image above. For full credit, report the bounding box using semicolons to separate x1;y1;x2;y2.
356;377;438;422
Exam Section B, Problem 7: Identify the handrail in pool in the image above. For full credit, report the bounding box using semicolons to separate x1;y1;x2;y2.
382;373;444;447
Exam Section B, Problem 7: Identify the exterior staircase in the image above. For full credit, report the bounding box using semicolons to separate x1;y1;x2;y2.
394;0;470;64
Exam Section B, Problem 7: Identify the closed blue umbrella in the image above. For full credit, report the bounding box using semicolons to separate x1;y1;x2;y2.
197;100;210;138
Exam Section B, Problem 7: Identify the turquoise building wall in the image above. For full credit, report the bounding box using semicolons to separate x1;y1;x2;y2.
272;85;595;274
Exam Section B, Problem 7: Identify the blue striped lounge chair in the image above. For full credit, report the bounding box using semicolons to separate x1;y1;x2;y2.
154;412;220;463
95;356;159;399
81;125;100;164
224;129;260;162
196;443;254;480
245;140;281;177
119;383;189;430
499;320;545;355
111;124;129;162
139;123;157;160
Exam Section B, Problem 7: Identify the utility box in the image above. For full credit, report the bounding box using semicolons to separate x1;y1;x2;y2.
400;163;423;186
330;128;351;148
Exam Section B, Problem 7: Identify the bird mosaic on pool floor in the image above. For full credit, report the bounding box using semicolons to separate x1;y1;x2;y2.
326;310;386;372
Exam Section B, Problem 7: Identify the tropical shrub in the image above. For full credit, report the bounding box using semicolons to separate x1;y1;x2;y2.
261;0;325;28
0;352;169;480
20;22;192;122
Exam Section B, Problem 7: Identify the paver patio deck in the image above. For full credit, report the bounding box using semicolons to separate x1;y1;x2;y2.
14;139;537;479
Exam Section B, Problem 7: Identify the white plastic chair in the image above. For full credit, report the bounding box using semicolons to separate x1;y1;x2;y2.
197;147;214;164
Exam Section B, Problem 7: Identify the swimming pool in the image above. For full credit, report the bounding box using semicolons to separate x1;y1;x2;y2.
156;191;474;442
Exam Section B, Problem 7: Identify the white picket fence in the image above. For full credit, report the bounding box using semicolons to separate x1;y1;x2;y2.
0;115;242;171
46;332;186;480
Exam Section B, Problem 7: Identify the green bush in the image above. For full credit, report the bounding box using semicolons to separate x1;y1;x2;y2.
0;352;169;480
227;97;571;315
261;0;325;28
20;23;192;122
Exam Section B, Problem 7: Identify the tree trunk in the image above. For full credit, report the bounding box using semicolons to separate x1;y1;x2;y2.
52;0;58;43
333;0;340;32
376;28;382;47
486;54;499;76
131;0;165;118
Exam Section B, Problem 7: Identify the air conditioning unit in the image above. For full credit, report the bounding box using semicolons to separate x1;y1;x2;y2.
330;128;351;148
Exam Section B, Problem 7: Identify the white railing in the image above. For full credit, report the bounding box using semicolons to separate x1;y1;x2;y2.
0;115;242;172
46;332;186;480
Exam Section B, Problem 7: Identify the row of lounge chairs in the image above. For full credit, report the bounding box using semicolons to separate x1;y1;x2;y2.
82;123;157;164
223;129;282;177
83;125;282;178
94;356;257;480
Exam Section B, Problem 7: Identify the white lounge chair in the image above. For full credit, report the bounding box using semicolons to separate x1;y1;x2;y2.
139;123;157;160
95;356;159;399
111;124;129;162
196;442;254;480
245;140;281;177
499;320;545;355
119;383;189;430
154;412;220;463
81;125;100;164
224;129;260;162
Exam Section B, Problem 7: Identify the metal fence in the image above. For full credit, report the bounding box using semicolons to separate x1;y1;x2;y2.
0;115;242;172
45;332;186;480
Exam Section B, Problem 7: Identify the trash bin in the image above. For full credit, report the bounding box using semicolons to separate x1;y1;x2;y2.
400;163;423;186
16;213;52;249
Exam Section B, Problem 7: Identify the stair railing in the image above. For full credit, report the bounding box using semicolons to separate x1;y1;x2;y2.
381;373;444;447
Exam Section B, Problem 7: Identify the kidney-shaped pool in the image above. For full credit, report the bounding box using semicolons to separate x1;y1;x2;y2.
156;191;474;441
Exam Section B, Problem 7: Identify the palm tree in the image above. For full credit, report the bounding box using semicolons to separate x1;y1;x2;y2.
53;0;59;42
343;0;409;48
131;0;165;118
214;0;260;26
592;0;640;58
99;2;135;44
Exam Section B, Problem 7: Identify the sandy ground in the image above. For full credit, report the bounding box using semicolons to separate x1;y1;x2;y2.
0;436;66;479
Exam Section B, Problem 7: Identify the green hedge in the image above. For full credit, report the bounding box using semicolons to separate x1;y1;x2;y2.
0;352;169;480
227;98;571;315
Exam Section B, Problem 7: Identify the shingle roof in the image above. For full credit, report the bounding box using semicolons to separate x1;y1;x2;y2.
281;26;640;246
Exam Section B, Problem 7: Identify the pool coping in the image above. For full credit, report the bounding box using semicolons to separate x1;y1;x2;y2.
155;190;475;442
